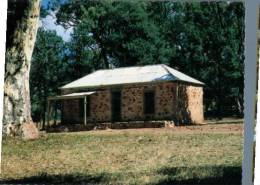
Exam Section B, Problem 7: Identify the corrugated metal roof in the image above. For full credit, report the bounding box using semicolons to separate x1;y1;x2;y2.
48;91;96;100
61;64;204;89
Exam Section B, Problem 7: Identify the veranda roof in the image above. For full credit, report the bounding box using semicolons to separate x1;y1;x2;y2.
48;91;96;100
61;64;204;90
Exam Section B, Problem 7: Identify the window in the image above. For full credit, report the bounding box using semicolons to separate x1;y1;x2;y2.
144;91;155;114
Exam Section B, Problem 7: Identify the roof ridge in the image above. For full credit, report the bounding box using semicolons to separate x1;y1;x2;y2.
61;64;204;90
97;64;164;71
160;64;179;80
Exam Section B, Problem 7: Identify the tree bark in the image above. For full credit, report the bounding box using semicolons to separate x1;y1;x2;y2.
4;0;41;135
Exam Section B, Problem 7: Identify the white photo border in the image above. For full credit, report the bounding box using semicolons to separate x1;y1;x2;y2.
0;1;258;185
244;1;258;185
0;0;7;174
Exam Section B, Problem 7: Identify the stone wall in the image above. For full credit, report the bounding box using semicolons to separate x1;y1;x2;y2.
186;85;204;124
155;83;176;119
62;99;82;123
121;86;144;121
174;84;204;124
88;90;111;122
61;82;204;125
120;82;177;121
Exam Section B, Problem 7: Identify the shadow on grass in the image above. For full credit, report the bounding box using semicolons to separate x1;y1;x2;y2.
152;165;242;185
0;172;108;185
0;165;242;185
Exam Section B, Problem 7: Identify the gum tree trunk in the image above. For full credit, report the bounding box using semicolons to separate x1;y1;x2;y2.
4;0;41;135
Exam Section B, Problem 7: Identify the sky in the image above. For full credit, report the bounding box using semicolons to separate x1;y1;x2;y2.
40;0;73;42
41;0;49;8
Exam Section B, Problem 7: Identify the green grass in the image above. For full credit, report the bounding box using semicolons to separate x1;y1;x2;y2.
1;124;243;185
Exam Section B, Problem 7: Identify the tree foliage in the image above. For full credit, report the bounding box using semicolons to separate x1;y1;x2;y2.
30;1;244;123
30;28;67;124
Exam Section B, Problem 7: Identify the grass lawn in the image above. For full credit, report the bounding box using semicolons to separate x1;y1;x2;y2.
1;123;243;185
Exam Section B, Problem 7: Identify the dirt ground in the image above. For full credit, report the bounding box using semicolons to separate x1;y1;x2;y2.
66;123;243;136
165;123;243;133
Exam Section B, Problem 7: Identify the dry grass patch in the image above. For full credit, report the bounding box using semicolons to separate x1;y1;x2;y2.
1;123;243;185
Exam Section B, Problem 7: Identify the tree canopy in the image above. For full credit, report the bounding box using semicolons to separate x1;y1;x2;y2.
30;28;67;125
30;1;244;123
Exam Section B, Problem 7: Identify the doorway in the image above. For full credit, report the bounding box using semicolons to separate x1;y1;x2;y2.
111;91;121;122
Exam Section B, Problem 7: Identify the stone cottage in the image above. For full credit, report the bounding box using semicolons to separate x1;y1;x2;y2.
48;64;204;127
